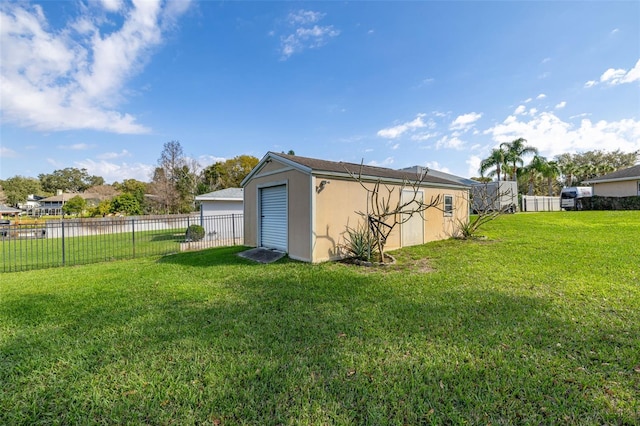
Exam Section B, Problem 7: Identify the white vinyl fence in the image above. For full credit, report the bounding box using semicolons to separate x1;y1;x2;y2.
521;196;561;212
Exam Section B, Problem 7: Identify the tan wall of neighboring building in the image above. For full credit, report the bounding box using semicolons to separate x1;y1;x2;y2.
593;181;639;197
243;164;312;261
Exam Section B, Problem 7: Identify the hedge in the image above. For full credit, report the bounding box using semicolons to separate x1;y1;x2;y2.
583;196;640;210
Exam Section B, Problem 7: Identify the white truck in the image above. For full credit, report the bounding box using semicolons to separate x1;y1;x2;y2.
471;181;518;213
560;186;593;210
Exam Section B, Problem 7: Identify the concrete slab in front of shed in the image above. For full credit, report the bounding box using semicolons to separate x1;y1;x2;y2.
238;247;286;264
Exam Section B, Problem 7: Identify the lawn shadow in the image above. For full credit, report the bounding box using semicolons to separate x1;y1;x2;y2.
2;261;638;424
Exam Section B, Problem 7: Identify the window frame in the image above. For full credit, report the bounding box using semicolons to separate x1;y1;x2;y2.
444;194;454;217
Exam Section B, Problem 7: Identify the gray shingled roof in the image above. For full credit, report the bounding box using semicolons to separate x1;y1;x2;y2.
274;153;468;188
195;188;243;201
584;164;640;183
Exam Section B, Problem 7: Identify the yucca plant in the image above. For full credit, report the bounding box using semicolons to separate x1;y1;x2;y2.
342;222;378;261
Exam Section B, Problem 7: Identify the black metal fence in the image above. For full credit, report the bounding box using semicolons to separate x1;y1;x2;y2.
0;214;243;273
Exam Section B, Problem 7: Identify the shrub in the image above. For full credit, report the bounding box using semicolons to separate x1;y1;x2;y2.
341;222;378;261
185;224;205;242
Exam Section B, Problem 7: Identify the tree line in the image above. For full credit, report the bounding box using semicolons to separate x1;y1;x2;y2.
477;138;638;196
0;140;262;216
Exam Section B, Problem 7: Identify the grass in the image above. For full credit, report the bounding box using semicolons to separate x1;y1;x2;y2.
1;211;639;425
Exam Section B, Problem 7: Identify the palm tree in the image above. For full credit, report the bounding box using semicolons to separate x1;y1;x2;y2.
479;148;507;182
524;155;547;195
500;138;539;181
540;160;561;196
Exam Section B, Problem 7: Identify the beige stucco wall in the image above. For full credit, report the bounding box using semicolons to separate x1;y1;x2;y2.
592;180;640;197
312;177;469;262
243;163;312;262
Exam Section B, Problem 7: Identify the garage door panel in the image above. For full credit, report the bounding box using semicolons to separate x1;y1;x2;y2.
260;185;287;251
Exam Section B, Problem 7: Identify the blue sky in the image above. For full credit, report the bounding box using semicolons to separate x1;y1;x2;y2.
1;0;638;183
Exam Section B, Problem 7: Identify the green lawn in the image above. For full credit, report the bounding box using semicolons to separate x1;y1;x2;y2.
1;211;639;425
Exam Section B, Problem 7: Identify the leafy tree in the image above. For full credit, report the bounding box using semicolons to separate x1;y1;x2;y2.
479;148;507;182
500;138;538;181
39;168;103;193
0;183;6;205
62;196;86;216
555;149;638;186
201;155;259;191
0;176;43;206
110;193;141;215
90;199;113;217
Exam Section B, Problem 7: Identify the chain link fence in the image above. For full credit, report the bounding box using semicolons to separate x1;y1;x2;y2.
0;214;243;273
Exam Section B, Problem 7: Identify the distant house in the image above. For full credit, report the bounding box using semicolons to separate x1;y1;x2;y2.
0;204;21;220
195;188;243;216
18;194;45;215
241;152;470;263
584;165;640;197
38;192;103;215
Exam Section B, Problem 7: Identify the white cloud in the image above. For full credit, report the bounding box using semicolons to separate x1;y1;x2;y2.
466;155;482;178
485;110;640;158
287;10;324;25
0;1;191;134
197;155;227;167
541;57;551;64
391;143;400;150
514;105;526;115
555;101;567;109
75;158;154;183
58;143;94;150
450;112;482;131
377;114;427;139
536;93;547;100
0;146;18;158
524;97;533;103
435;135;465;150
410;132;439;141
368;157;394;167
97;149;131;160
279;10;339;60
99;0;124;12
585;58;640;87
424;161;450;174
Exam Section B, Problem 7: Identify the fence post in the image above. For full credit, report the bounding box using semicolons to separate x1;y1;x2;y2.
61;220;65;266
231;214;236;245
131;218;136;258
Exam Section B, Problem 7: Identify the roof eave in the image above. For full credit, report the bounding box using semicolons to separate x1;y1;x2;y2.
241;152;313;187
312;170;470;189
584;176;640;184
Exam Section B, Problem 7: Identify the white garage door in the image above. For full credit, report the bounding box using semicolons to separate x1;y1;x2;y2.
260;185;287;251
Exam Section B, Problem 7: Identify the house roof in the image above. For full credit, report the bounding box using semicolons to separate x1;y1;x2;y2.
195;188;244;201
583;164;640;184
39;192;103;202
0;204;22;214
400;166;479;186
242;152;470;189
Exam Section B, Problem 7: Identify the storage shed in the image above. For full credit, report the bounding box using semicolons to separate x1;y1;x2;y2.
241;152;470;263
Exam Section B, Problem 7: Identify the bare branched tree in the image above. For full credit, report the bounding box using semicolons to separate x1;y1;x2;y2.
345;163;442;263
455;183;515;239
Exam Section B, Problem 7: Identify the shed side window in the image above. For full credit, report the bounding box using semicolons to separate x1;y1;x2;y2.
444;195;453;217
